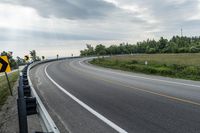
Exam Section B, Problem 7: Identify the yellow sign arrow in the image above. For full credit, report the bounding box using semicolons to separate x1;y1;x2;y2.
0;56;11;73
24;55;29;61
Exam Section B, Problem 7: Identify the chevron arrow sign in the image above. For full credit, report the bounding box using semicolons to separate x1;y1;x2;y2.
0;56;11;73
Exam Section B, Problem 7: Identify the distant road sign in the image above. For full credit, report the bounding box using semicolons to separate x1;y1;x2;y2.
24;55;29;61
0;56;11;73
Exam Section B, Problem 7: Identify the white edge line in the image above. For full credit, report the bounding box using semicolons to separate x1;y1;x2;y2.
44;64;128;133
28;63;60;133
79;60;200;88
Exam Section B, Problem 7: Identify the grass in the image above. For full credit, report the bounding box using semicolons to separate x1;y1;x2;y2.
90;53;200;81
0;71;19;109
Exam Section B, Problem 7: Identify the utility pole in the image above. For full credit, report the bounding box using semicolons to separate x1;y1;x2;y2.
181;28;183;37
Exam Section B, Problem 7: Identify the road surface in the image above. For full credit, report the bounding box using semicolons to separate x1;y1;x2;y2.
30;57;200;133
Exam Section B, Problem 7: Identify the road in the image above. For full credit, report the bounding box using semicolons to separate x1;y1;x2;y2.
30;57;200;133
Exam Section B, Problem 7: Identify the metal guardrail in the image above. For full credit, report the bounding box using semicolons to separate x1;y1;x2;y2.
17;65;37;133
18;57;80;133
27;61;61;133
28;57;81;131
17;72;28;133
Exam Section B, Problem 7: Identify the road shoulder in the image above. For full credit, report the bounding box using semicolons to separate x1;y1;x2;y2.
0;79;43;133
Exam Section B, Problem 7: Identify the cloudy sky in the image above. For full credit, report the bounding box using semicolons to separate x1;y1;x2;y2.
0;0;200;58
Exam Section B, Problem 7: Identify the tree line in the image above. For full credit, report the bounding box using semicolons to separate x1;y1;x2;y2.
0;50;45;70
80;36;200;56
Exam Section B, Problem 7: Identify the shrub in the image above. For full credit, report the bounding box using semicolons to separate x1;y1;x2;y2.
156;67;173;75
182;66;200;75
130;60;138;64
190;46;200;53
170;64;185;71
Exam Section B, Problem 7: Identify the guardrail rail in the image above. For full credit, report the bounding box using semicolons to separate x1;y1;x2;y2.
18;57;80;133
17;60;62;133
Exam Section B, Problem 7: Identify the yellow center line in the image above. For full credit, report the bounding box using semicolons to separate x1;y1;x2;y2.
66;61;200;107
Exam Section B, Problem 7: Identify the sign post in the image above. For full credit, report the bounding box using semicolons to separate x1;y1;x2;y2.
5;72;12;96
0;56;12;96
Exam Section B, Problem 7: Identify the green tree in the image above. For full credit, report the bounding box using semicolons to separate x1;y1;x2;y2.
158;37;168;51
16;56;26;66
95;44;106;55
190;46;200;53
80;44;95;56
80;36;200;56
30;50;37;62
42;56;45;60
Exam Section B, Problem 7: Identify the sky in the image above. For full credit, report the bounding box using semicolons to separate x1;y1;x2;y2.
0;0;200;58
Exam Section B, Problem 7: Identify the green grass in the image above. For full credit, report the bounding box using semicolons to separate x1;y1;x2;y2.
0;71;19;109
90;53;200;81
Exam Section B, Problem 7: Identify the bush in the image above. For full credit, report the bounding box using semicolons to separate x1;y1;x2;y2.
170;64;185;71
146;48;156;54
190;46;200;53
114;59;119;65
178;47;189;53
182;66;200;75
156;67;173;75
130;60;138;64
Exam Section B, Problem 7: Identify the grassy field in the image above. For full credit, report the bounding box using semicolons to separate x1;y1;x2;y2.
90;53;200;80
0;71;19;109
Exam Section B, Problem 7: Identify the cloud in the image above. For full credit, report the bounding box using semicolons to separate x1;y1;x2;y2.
1;0;117;20
0;27;127;41
0;0;199;39
0;0;200;57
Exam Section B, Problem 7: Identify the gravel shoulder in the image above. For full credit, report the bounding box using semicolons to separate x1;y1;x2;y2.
0;80;43;133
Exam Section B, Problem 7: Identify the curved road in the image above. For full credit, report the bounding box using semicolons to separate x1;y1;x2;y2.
30;58;200;133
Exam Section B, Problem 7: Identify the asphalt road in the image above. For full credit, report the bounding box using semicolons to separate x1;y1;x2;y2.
30;57;200;133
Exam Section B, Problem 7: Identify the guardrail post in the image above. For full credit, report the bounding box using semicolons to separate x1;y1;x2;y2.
26;97;37;115
18;65;40;133
23;85;31;97
17;75;28;133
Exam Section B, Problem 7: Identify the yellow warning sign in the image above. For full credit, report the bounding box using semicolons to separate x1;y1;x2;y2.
24;55;29;61
0;56;11;73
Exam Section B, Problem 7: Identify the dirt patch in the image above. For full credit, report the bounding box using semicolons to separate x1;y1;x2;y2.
0;82;19;133
0;80;43;133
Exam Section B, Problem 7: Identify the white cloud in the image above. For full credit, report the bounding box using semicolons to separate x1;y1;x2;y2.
0;0;200;57
189;0;200;20
103;0;158;24
0;3;39;30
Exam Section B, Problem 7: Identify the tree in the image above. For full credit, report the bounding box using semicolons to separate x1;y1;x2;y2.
190;46;200;53
42;56;45;60
80;36;200;56
158;37;168;51
95;44;106;55
107;45;120;55
30;50;37;62
36;56;41;61
16;56;26;66
80;44;95;56
146;48;156;54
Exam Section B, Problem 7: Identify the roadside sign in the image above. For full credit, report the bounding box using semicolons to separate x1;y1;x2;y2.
0;56;11;73
24;55;29;61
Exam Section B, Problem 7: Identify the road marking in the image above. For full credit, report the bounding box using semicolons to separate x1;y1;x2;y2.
79;60;200;88
44;64;128;133
28;64;60;133
70;59;200;107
